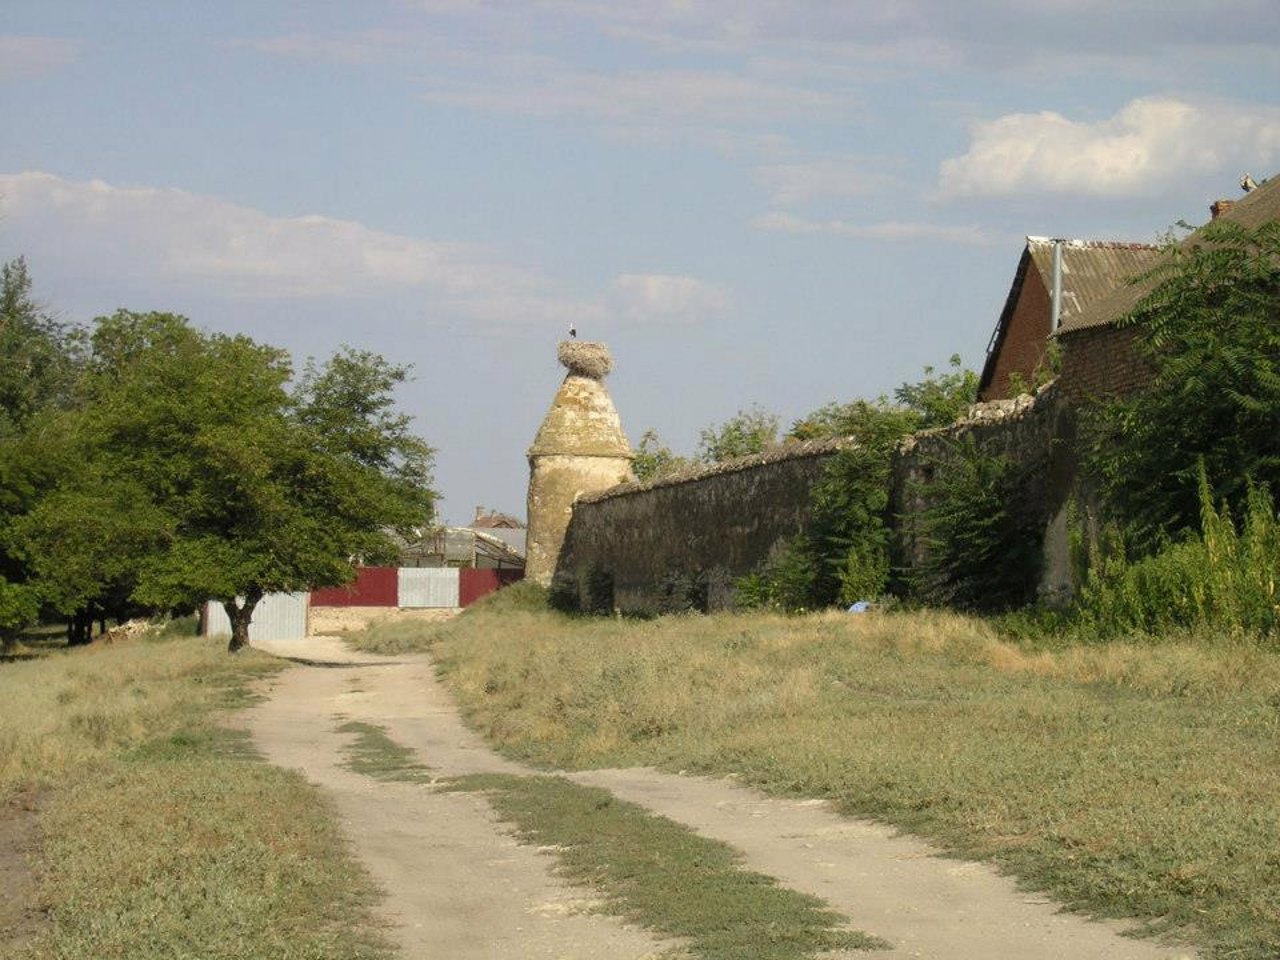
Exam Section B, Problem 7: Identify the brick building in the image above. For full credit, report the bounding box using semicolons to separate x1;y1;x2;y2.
1055;174;1280;403
977;237;1159;401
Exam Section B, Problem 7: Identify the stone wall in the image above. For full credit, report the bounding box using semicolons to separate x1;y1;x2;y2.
891;383;1076;601
555;439;846;614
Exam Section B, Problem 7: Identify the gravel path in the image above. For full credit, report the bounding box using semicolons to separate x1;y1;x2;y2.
244;635;1195;960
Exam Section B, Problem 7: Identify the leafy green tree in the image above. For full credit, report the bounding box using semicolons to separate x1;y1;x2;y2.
17;311;435;651
631;428;692;482
907;437;1043;612
781;357;979;608
0;259;85;647
0;257;83;435
1083;219;1280;551
698;404;779;462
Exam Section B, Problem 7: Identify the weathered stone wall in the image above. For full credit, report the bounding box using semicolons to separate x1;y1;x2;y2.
556;440;846;614
527;453;633;583
891;383;1076;601
525;341;632;585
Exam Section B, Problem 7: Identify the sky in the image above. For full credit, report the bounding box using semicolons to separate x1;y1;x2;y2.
3;1;1279;524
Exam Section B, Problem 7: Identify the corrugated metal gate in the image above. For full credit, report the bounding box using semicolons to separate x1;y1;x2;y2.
398;567;460;608
204;593;310;642
459;568;524;607
310;567;399;606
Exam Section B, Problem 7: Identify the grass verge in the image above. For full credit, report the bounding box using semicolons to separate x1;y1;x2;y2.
448;773;886;960
334;716;884;960
0;632;393;960
414;604;1280;960
336;719;435;783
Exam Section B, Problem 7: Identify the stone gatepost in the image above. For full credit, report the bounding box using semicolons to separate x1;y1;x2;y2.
525;341;633;585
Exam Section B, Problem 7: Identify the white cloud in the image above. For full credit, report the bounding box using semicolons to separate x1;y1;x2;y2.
612;273;732;324
939;97;1280;198
754;211;994;245
755;159;893;205
0;171;599;326
0;35;81;80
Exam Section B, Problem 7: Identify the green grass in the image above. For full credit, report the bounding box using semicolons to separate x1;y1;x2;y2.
336;719;435;783
448;773;886;960
0;633;394;960
414;605;1280;960
332;715;883;960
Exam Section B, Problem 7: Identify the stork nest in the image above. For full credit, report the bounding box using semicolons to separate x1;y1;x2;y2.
558;340;613;379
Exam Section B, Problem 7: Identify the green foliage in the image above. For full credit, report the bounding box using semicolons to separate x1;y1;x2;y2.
908;437;1043;612
0;575;39;639
889;354;979;429
1075;470;1280;641
1006;341;1061;398
698;404;779;462
5;305;435;650
1082;218;1280;551
0;257;83;435
734;537;818;613
745;357;979;611
631;427;692;481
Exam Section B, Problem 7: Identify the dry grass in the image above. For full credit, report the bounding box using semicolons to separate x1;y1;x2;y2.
0;632;279;799
0;632;393;960
414;605;1280;960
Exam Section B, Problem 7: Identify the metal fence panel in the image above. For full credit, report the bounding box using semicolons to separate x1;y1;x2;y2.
397;567;460;608
311;567;399;607
204;592;310;641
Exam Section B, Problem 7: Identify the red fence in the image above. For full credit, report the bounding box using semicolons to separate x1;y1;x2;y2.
310;566;523;608
310;566;399;607
459;568;524;608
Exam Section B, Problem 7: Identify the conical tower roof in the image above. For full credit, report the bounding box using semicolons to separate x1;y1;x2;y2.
528;341;631;459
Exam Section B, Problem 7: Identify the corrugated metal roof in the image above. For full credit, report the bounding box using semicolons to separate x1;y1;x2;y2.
1057;173;1280;336
1026;239;1161;322
977;238;1159;394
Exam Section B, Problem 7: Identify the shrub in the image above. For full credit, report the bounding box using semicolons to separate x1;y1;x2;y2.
907;436;1044;612
1075;470;1280;642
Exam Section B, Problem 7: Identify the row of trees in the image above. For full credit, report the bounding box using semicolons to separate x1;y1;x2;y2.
1;259;435;652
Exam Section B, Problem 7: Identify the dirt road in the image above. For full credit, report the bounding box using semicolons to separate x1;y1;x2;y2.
244;635;1195;959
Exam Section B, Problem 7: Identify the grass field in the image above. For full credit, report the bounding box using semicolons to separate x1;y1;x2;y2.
0;629;393;960
350;595;1280;960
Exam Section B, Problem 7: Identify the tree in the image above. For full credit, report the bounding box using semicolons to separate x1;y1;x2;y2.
1082;218;1280;551
17;312;435;651
0;259;84;648
631;428;692;482
741;357;978;610
698;404;779;462
0;257;82;434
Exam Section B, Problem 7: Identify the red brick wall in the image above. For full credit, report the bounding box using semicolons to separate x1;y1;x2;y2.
981;270;1052;401
1058;325;1151;403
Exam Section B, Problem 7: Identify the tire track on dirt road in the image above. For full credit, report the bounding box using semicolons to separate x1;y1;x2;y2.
244;636;1195;960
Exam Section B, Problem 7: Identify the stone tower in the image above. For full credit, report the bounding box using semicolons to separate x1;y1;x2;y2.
525;341;632;585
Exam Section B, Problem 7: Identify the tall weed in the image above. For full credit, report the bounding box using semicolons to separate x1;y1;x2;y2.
1077;473;1280;642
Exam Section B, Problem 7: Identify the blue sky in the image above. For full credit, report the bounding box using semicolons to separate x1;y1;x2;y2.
3;1;1278;523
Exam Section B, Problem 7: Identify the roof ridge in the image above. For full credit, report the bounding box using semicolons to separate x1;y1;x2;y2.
1025;236;1160;250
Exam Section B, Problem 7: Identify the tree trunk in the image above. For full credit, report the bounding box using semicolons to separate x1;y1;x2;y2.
223;587;264;653
67;608;93;646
